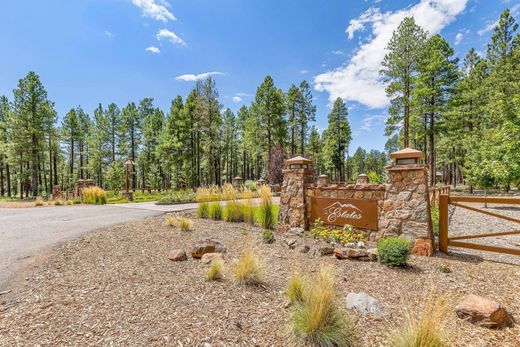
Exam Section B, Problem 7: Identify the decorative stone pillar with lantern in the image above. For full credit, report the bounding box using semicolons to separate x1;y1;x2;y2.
123;159;135;201
278;156;315;232
381;148;434;256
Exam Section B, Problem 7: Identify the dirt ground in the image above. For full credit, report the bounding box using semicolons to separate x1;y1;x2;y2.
1;213;519;346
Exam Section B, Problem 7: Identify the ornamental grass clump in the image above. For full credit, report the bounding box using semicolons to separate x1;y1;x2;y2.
208;201;223;220
291;268;355;347
286;274;305;305
53;199;63;206
233;248;264;285
178;217;193;231
34;197;44;207
377;236;411;267
389;295;447;347
221;183;238;201
207;258;224;281
258;184;274;229
165;215;176;227
262;229;275;244
82;186;107;205
196;187;211;218
224;200;244;222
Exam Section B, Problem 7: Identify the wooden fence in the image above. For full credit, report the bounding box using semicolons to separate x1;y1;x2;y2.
439;195;520;256
429;185;450;206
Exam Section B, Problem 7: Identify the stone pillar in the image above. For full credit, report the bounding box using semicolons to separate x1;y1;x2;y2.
380;148;433;256
317;174;328;187
356;174;369;185
278;156;315;232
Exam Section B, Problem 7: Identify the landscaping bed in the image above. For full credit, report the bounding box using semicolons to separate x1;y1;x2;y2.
1;214;519;346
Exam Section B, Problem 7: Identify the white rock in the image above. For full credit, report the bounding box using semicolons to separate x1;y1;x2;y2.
345;292;386;316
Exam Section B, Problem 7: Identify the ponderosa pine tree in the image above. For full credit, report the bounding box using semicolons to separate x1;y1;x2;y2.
297;80;316;156
381;17;426;149
322;98;351;181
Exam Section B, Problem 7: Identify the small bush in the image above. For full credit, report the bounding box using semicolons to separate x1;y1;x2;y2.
310;219;365;245
389;296;447;347
64;200;73;205
53;199;63;206
286;275;305;305
262;229;275;244
208;202;223;220
34;197;44;207
179;217;193;231
83;186;107;205
431;205;439;235
72;198;81;204
207;258;224;281
258;185;274;229
291;268;355;347
438;265;451;274
197;202;209;218
157;189;196;204
224;200;244;222
165;215;176;227
377;236;411;267
367;171;382;184
233;249;264;285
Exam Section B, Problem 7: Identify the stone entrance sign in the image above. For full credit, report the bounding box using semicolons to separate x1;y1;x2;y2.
309;197;378;230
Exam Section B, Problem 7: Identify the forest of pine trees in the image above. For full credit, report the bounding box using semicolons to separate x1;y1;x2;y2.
0;9;518;198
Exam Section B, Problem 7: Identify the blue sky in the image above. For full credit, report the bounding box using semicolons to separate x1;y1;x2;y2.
0;0;518;152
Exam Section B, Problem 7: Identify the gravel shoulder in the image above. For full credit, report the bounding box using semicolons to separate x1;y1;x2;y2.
1;212;519;346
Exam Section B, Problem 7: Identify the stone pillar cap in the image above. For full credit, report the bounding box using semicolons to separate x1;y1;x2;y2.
390;148;424;160
285;156;313;165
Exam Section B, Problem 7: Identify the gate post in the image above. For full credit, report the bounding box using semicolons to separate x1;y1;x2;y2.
439;194;449;254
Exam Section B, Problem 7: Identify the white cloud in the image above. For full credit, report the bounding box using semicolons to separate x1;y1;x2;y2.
236;92;251;97
131;0;176;22
146;46;160;54
360;115;387;132
300;69;309;74
156;28;185;45
331;50;346;56
104;30;114;37
175;72;225;82
454;29;469;45
232;96;243;103
477;20;498;36
314;0;468;109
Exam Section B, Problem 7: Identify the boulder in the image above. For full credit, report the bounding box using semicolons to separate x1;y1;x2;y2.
298;245;310;254
345;292;386;316
318;246;334;256
201;252;224;264
192;239;226;258
412;238;434;256
335;247;369;260
366;248;378;261
168;249;188;261
455;294;513;329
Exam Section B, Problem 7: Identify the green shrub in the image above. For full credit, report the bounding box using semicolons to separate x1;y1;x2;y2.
377;236;411;267
431;205;439;235
291;269;355;347
72;198;81;204
262;229;275;244
208;202;223;220
53;199;63;206
157;189;196;204
83;187;107;205
224;201;244;222
367;171;382;184
258;185;274;229
197;202;209;218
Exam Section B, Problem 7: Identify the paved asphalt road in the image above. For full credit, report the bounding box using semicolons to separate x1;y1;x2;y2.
0;204;165;289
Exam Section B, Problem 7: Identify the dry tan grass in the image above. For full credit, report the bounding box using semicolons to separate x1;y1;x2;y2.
34;197;44;207
83;187;107;205
165;215;176;227
389;294;448;347
207;258;224;281
233;248;264;285
221;183;238;201
178;217;193;231
286;274;305;305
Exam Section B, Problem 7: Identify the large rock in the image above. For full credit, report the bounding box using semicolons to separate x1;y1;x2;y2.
191;239;226;259
201;252;224;264
334;247;368;259
455;294;513;329
168;249;188;261
345;292;386;316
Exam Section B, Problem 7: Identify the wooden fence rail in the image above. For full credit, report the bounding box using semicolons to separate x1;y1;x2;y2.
439;194;520;256
430;185;450;206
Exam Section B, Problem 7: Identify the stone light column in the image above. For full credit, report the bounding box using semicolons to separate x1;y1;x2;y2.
278;156;315;232
381;148;434;256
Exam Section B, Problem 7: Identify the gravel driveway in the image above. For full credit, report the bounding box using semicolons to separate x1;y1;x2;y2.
0;205;162;289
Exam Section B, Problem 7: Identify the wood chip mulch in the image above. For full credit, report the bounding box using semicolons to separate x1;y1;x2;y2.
1;213;519;346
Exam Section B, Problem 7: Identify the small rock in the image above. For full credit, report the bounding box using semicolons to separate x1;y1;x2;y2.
357;241;366;248
345;292;386;316
201;252;224;264
334;248;349;259
285;238;298;249
318;246;334;256
412;238;434;257
345;242;356;249
168;249;188;261
288;227;305;236
298;245;310;253
455;294;513;329
335;247;369;260
191;239;226;258
366;248;378;261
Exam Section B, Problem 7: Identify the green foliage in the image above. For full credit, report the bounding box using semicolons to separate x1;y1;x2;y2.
207;259;224;281
286;275;305;305
259;185;274;230
310;219;365;245
430;205;439;235
105;162;125;194
82;187;108;205
223;200;244;222
197;202;209;218
367;171;382;184
262;229;275;244
322;98;351;181
377;236;411;267
157;189;196;204
208;202;223;220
